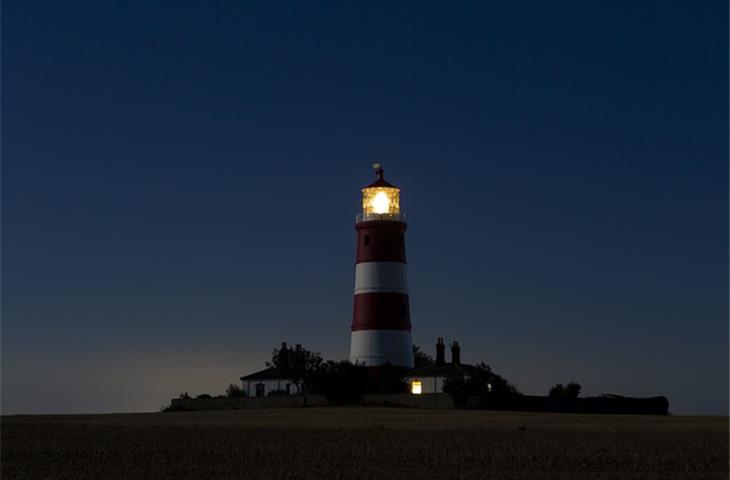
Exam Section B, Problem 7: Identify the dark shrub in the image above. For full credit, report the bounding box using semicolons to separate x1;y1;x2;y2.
226;384;246;398
549;382;581;400
412;345;433;367
306;361;408;404
368;363;408;394
443;363;520;408
306;361;368;404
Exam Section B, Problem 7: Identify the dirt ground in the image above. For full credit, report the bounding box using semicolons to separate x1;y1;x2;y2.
2;408;728;479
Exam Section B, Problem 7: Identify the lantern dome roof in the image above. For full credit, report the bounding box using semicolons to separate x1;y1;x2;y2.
363;164;398;189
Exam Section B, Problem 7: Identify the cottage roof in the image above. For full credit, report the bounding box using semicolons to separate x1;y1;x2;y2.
239;367;292;381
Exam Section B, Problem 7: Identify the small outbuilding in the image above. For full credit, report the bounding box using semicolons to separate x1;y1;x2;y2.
239;368;297;397
239;342;299;397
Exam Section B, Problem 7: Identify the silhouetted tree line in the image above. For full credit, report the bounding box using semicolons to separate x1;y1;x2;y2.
307;361;407;404
272;345;524;406
266;344;408;404
175;343;669;414
507;394;669;415
442;362;521;408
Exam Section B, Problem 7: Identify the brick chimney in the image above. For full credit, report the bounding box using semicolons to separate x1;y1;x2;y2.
435;337;446;365
450;341;461;365
279;342;289;370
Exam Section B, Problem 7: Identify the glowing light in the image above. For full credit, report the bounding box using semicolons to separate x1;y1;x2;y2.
362;187;400;216
411;380;422;395
371;191;390;214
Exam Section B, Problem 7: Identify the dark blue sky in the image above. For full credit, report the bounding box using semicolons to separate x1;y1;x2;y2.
3;1;727;414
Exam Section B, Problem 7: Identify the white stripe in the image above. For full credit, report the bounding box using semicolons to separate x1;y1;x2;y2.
354;262;408;294
349;330;414;368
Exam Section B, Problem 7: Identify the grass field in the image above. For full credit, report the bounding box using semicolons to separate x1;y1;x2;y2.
2;408;728;479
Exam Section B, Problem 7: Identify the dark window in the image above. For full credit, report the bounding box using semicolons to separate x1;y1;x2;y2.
401;305;408;318
364;235;370;246
255;383;265;397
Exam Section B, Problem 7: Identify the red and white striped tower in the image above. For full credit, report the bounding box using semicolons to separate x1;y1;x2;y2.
350;164;413;368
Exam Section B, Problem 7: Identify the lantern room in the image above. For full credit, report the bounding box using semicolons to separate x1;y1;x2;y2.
359;164;403;222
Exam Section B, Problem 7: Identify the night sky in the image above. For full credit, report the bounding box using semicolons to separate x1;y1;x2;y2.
3;1;727;415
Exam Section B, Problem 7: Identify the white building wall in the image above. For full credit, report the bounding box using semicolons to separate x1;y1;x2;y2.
403;375;447;394
242;378;298;397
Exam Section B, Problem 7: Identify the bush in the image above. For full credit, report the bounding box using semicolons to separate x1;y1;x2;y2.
306;361;369;404
267;389;288;397
443;363;520;408
226;384;246;398
196;394;212;399
368;363;408;394
412;345;433;367
305;361;408;404
178;392;191;400
549;382;581;400
442;375;470;406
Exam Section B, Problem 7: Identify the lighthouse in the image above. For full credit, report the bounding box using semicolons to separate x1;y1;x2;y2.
350;165;414;368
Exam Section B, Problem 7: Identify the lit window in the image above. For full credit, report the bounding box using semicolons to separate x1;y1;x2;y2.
411;380;422;395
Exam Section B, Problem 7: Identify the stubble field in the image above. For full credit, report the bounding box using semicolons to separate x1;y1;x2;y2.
2;407;727;479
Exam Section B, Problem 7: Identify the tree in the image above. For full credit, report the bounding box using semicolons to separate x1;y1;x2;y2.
267;343;323;400
368;363;408;394
565;382;581;399
549;383;564;398
549;382;581;399
473;362;520;397
305;360;407;404
443;363;520;407
306;360;369;404
226;383;246;398
412;345;433;367
442;375;470;406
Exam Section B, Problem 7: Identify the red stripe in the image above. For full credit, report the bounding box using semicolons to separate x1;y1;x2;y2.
355;221;407;263
352;292;411;331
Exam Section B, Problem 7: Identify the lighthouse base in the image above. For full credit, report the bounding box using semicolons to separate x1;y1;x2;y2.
349;330;414;368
